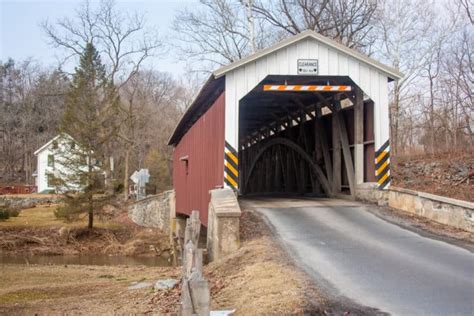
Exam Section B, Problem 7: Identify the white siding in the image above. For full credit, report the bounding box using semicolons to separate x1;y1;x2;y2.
287;43;298;75
34;137;86;193
318;45;329;74
36;150;50;192
224;37;391;151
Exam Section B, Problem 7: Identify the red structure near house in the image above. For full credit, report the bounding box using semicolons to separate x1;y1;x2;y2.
0;185;37;195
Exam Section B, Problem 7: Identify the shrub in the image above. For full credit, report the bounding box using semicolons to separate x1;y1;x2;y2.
0;198;21;220
54;205;71;221
0;210;10;220
114;183;124;193
9;209;20;217
54;204;82;222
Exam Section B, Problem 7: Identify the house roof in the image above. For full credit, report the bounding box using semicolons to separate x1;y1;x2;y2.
34;134;75;155
213;30;403;80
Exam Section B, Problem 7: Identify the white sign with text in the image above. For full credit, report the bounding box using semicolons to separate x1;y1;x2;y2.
297;59;319;75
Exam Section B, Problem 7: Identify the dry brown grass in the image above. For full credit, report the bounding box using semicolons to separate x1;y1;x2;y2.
0;204;169;256
0;205;121;229
1;194;58;199
148;210;324;315
205;210;323;315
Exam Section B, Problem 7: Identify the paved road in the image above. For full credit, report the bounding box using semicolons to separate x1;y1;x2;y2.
243;198;474;316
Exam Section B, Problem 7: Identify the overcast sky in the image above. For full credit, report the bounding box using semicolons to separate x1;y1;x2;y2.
0;0;196;76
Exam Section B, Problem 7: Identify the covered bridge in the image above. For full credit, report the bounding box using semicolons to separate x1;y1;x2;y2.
168;30;402;224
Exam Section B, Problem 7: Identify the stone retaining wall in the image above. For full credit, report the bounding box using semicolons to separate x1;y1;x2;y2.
356;184;474;232
128;190;175;233
0;194;61;209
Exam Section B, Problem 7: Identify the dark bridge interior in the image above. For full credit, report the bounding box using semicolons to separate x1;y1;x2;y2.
238;75;376;197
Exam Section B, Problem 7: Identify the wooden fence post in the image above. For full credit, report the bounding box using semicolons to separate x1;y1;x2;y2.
180;210;210;316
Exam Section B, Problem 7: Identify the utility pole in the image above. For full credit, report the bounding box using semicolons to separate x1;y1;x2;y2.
244;0;256;54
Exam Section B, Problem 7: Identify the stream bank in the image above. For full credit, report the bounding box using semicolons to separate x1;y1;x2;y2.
0;204;171;258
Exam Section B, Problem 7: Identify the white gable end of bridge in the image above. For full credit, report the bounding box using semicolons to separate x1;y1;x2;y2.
220;36;392;153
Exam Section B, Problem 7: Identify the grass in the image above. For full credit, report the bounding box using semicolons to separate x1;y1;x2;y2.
0;286;85;304
0;205;122;229
0;289;54;304
1;193;59;199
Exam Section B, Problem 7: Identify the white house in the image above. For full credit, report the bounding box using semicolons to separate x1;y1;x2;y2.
33;134;81;193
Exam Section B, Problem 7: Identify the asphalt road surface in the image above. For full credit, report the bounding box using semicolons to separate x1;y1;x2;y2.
243;198;474;316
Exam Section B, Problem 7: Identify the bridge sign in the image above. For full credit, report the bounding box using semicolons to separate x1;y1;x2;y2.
297;59;319;75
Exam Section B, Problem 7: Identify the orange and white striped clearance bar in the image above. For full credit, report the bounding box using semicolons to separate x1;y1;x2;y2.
263;85;351;92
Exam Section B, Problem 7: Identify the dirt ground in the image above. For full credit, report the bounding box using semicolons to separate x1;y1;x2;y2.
0;264;181;315
392;152;473;201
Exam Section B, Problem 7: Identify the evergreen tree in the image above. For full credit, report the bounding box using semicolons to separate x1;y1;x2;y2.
54;42;119;229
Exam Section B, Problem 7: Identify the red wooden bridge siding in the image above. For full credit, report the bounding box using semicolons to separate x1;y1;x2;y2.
172;92;225;225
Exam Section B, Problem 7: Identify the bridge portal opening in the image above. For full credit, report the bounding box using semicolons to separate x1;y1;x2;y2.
238;75;376;197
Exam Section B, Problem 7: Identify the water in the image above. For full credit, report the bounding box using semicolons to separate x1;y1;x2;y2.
0;253;171;267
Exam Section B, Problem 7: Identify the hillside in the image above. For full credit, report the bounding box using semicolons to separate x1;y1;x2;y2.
392;152;473;202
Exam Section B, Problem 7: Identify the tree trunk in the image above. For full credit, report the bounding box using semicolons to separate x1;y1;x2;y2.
123;146;130;201
391;82;400;157
88;196;94;229
88;154;94;230
429;76;435;157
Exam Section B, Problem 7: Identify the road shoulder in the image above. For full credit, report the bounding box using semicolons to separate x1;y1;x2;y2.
364;203;474;252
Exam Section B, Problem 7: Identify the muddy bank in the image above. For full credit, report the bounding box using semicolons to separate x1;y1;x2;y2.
0;225;170;257
0;203;171;258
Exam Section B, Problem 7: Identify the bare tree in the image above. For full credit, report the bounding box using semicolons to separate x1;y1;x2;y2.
173;0;378;73
251;0;378;50
42;0;161;87
458;0;474;24
373;0;456;156
173;0;272;71
379;0;473;159
424;47;441;156
119;71;185;197
0;59;67;184
441;28;474;151
42;0;162;192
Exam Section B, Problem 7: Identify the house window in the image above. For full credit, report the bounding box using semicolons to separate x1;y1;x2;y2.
47;174;55;187
70;141;75;150
52;141;58;149
48;155;55;168
180;156;189;175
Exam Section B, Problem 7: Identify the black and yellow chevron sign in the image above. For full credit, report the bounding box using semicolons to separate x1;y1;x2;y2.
224;141;239;191
375;140;391;190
